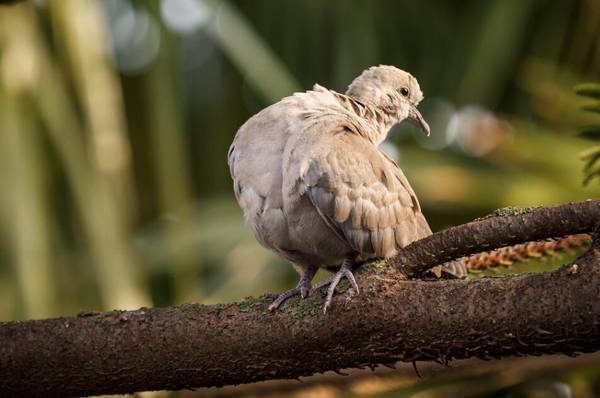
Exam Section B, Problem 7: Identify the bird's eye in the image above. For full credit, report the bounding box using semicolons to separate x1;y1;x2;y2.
400;87;410;97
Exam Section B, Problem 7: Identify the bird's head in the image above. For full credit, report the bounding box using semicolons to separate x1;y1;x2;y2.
346;65;430;136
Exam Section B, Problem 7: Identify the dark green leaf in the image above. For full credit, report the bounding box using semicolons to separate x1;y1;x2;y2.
574;83;600;99
583;167;600;185
580;146;600;185
580;101;600;114
578;127;600;140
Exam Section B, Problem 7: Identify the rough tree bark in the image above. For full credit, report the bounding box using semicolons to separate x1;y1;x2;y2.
392;200;599;276
0;200;598;398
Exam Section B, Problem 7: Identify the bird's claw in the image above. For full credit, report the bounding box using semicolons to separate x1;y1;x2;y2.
269;258;359;313
268;278;312;311
320;264;359;314
300;283;310;299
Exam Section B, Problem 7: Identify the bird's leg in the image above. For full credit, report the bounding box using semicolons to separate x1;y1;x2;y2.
314;255;360;314
268;264;318;311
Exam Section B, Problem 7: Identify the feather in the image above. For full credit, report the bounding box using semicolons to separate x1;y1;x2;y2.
334;195;352;222
351;198;366;229
394;223;414;248
364;201;379;230
371;229;383;256
382;227;396;257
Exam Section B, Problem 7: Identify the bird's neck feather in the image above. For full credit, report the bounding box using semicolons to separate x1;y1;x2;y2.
332;91;397;144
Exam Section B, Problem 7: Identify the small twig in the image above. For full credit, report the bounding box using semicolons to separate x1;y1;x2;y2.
412;361;422;378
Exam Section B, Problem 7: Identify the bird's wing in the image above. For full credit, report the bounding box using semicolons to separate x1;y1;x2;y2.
299;131;431;258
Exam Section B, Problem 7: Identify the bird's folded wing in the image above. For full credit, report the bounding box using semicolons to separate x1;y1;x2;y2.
300;132;431;258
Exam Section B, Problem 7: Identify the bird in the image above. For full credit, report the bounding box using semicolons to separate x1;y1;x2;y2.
228;65;464;313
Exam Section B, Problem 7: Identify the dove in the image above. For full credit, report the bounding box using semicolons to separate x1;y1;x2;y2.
228;65;463;313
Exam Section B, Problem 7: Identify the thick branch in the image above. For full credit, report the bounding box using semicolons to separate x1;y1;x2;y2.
0;201;599;397
391;199;599;277
192;353;600;398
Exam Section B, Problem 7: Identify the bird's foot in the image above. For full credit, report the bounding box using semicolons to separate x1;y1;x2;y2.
314;258;359;314
268;278;311;311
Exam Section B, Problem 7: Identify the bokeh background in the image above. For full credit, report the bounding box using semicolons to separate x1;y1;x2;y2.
0;0;599;397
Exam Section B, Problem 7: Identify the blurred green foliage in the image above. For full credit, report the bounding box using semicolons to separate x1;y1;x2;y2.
0;0;599;396
574;82;600;184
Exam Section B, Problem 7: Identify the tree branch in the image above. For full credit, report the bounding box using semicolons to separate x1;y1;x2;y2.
391;199;599;277
0;200;598;397
191;353;600;398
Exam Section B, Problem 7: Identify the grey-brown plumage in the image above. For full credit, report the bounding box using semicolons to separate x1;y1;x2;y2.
228;65;464;313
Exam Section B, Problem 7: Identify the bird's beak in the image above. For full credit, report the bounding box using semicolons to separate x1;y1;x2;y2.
408;106;431;136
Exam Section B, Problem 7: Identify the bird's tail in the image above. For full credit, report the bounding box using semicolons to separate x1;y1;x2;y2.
427;260;467;279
